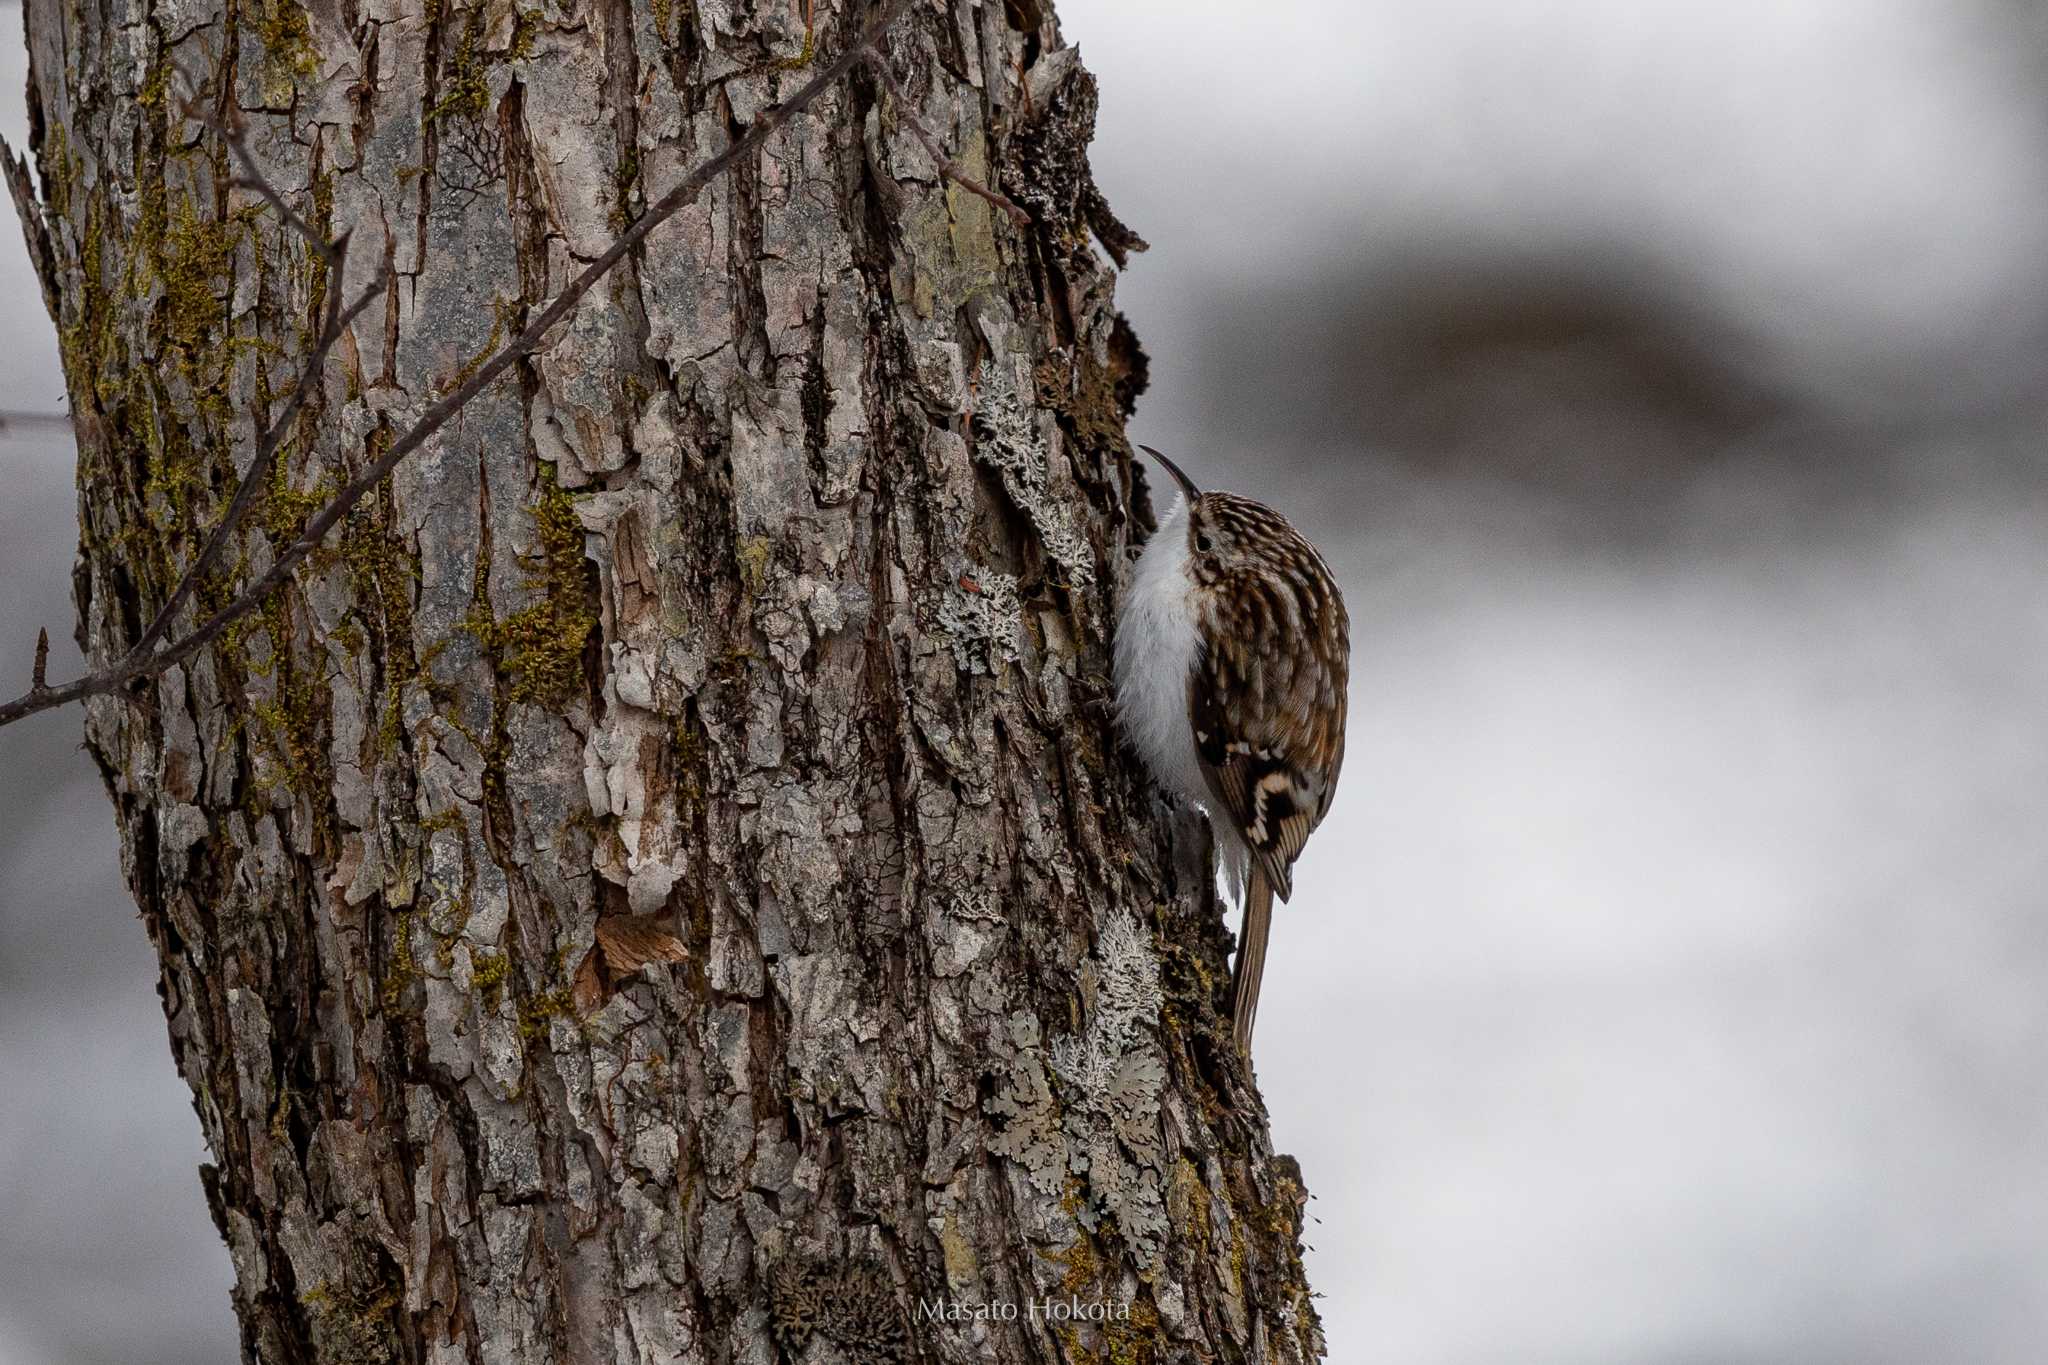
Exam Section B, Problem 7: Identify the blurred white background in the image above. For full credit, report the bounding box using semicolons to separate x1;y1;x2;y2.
6;1;2048;1361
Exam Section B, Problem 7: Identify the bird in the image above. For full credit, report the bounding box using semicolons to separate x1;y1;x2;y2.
1114;444;1350;1054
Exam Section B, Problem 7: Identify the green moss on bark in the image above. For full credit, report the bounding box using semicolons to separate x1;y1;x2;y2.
468;468;598;706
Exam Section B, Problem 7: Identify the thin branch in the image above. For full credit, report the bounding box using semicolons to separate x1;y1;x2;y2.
0;0;918;731
123;267;384;662
230;176;332;258
31;629;49;691
872;61;1032;229
173;65;340;268
119;77;379;661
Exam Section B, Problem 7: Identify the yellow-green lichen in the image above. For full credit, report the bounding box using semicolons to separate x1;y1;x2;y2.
417;807;464;837
428;9;490;122
57;196;121;409
517;986;575;1041
299;1279;400;1365
152;189;276;426
1173;1157;1212;1258
41;122;72;220
137;54;171;112
333;461;423;759
242;590;334;803
467;468;598;706
428;6;536;125
256;464;334;545
1043;1233;1167;1365
1099;1304;1166;1365
610;146;641;229
649;0;689;46
769;22;815;71
267;1087;295;1144
471;950;509;1014
383;910;419;1008
256;0;320;98
670;713;706;802
303;166;336;331
509;8;542;60
735;534;773;595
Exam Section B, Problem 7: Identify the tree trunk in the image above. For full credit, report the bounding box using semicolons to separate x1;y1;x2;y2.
12;0;1323;1358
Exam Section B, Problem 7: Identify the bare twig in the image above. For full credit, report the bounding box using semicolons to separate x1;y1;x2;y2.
873;61;1032;229
0;0;918;731
31;629;49;692
173;67;340;267
230;175;331;257
120;81;384;664
124;248;384;663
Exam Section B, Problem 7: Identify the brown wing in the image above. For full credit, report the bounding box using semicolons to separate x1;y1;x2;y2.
1190;608;1347;904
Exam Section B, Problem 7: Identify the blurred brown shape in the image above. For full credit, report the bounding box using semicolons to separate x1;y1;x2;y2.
1357;253;1783;487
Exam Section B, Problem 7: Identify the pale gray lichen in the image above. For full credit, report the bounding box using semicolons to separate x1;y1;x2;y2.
951;888;998;921
984;1010;1067;1196
1049;907;1170;1263
971;373;1096;587
1047;908;1163;1095
983;912;1172;1266
936;566;1023;674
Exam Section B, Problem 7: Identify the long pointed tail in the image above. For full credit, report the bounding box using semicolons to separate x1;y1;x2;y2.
1231;866;1274;1053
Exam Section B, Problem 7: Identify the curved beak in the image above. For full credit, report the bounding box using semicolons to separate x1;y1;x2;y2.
1137;444;1201;502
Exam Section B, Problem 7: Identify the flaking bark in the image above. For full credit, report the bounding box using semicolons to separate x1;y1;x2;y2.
15;0;1324;1358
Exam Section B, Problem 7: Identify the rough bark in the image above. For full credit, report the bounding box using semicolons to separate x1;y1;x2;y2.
14;0;1324;1359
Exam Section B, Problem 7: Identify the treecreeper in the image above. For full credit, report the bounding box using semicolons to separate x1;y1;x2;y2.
1116;445;1352;1053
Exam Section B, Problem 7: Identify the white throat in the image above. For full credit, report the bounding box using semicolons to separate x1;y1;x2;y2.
1115;496;1250;899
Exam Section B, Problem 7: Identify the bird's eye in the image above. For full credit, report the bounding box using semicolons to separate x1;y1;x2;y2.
1195;533;1214;555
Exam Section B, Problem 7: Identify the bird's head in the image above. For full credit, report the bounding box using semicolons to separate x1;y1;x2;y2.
1137;444;1302;590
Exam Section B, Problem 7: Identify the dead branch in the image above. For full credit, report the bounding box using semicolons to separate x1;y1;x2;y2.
873;61;1032;228
117;80;387;663
0;0;918;731
205;93;344;268
122;238;385;663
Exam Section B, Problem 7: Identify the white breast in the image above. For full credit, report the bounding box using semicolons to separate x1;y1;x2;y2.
1115;496;1209;808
